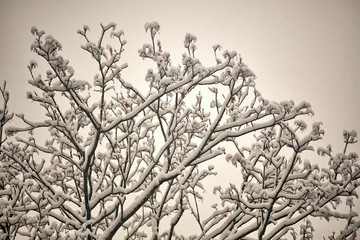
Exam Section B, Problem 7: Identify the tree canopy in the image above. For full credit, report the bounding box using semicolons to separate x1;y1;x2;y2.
0;22;359;240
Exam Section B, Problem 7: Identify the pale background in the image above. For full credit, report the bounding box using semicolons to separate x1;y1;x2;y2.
1;0;359;238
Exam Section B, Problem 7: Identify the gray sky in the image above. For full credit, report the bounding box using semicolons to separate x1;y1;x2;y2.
1;0;360;238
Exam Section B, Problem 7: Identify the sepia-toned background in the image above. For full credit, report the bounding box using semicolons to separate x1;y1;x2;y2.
1;0;359;238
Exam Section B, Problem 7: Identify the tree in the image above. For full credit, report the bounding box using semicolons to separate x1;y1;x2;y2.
0;21;359;240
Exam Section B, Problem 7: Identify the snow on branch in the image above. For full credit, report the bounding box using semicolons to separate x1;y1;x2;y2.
0;22;359;240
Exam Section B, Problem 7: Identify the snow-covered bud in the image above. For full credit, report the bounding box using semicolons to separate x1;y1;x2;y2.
28;60;38;70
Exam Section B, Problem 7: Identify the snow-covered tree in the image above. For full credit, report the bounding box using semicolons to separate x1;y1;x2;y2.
0;22;359;240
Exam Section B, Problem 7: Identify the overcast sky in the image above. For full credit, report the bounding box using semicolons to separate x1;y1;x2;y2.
1;0;359;147
1;0;359;238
